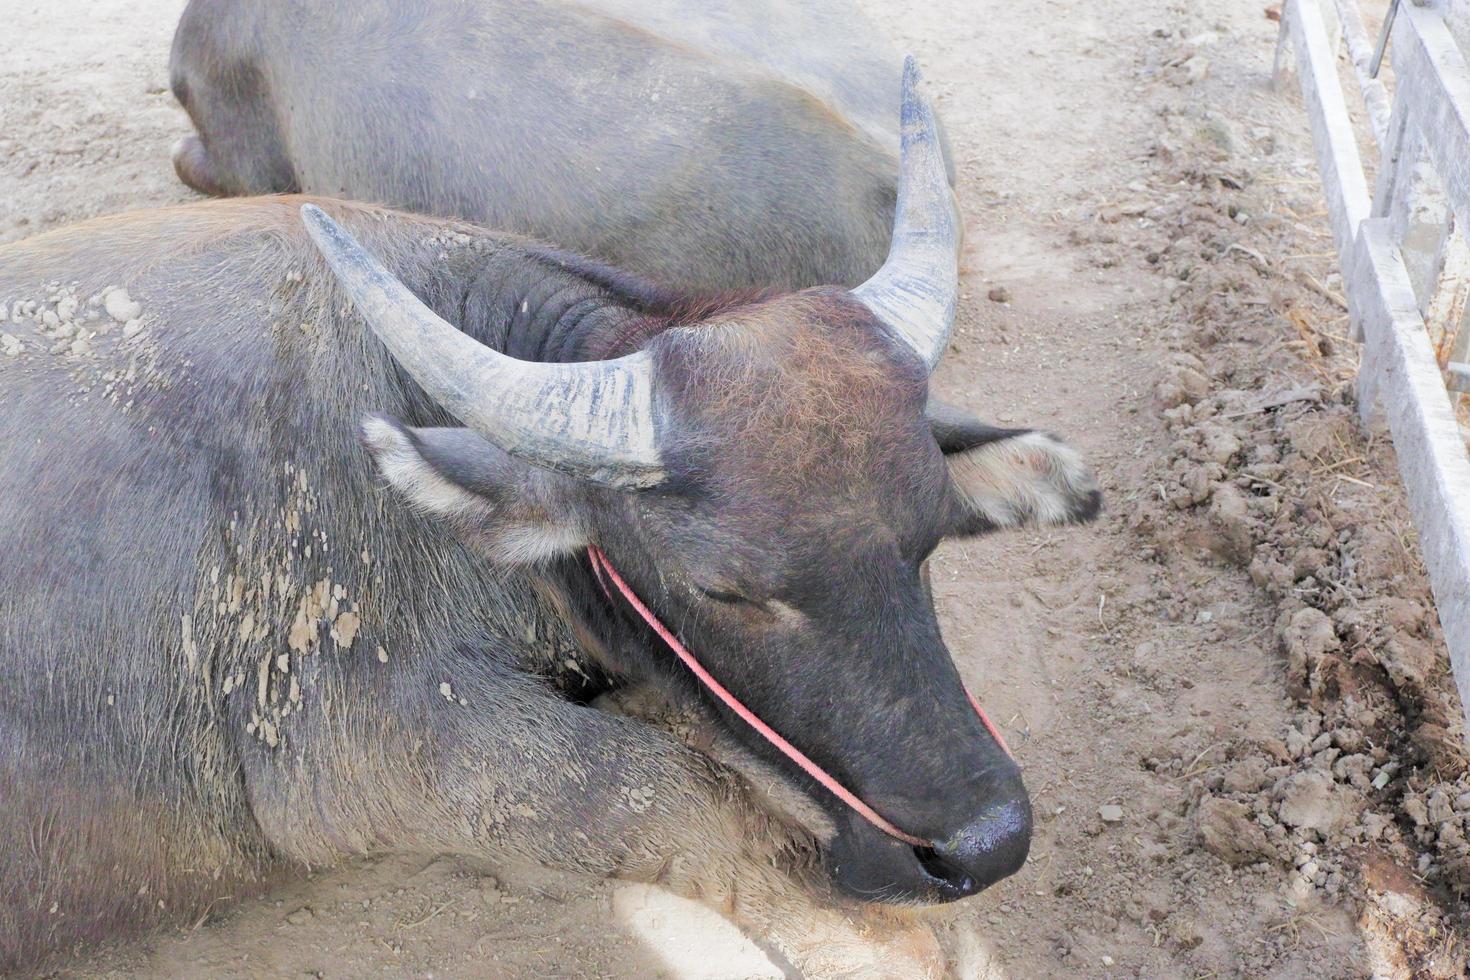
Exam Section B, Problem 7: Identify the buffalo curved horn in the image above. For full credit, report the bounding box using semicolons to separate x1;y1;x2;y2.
852;56;961;373
301;204;666;490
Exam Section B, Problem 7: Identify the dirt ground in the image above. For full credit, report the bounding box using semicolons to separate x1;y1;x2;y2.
5;0;1470;977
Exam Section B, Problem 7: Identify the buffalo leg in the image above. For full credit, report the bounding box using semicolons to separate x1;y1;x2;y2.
240;658;940;978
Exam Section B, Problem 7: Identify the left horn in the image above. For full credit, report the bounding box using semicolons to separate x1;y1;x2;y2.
301;204;667;490
852;56;961;372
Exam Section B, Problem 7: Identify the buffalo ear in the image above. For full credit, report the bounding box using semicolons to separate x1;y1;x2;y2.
360;414;588;565
928;399;1102;535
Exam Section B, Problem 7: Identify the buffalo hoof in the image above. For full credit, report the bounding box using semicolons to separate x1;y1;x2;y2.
172;134;226;196
784;908;945;979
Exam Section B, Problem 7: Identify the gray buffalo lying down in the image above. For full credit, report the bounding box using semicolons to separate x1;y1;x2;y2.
169;0;952;294
0;66;1098;975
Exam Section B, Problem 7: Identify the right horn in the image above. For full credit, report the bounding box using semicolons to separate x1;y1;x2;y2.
852;56;961;373
301;204;667;490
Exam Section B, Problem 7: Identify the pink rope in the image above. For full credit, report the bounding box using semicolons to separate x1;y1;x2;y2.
588;546;1014;849
966;688;1013;759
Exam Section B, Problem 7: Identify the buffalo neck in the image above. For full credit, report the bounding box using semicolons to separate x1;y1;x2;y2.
456;241;773;365
455;244;656;364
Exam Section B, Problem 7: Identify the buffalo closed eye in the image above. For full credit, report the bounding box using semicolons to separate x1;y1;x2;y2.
697;585;757;606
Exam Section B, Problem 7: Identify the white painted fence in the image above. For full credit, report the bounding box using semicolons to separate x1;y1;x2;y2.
1276;0;1470;733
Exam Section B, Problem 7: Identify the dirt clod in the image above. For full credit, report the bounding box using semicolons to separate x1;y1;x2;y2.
103;287;141;323
1277;607;1338;693
1196;796;1275;866
1277;771;1357;835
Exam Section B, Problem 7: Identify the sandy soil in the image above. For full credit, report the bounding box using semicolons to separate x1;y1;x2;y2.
5;0;1470;977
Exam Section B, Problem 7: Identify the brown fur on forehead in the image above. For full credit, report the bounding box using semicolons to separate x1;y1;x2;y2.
657;289;930;484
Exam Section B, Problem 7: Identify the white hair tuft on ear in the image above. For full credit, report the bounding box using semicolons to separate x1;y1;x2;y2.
947;431;1101;530
360;415;589;566
361;416;485;519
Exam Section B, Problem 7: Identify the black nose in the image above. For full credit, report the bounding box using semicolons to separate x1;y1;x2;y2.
915;797;1033;898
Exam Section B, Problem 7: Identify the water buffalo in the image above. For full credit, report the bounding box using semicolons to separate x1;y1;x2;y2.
0;67;1098;975
168;0;952;294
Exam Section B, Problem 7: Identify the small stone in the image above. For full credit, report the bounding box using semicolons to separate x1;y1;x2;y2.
1182;55;1211;84
1099;804;1124;823
987;285;1011;303
122;319;146;340
1101;955;1115;967
104;288;142;323
440;681;455;701
285;907;313;925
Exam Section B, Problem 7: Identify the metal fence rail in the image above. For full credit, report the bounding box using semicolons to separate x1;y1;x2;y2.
1277;0;1470;733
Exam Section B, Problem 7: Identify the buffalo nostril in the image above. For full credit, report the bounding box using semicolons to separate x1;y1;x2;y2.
912;845;978;895
932;798;1033;891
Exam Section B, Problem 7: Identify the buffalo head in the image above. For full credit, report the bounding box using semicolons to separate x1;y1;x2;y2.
303;59;1100;903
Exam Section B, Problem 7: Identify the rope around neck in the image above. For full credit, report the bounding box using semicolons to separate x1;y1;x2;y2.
587;545;1012;849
